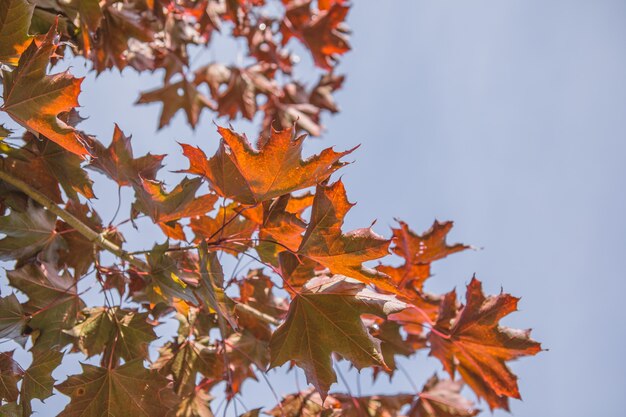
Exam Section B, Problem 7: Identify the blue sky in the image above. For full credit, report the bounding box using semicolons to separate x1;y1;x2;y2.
2;1;625;416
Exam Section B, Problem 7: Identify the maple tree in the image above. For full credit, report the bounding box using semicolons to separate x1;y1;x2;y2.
0;1;541;416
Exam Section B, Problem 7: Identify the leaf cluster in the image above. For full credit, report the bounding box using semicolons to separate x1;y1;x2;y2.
0;1;541;416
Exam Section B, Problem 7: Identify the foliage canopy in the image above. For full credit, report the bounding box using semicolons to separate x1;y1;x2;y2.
0;1;541;416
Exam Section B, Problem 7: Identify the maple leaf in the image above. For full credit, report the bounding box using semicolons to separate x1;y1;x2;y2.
245;18;294;73
257;194;308;252
0;200;63;263
262;74;344;137
270;275;406;397
392;220;468;265
181;125;353;205
428;278;542;410
0;0;34;65
66;307;156;364
137;79;213;129
56;201;109;276
56;360;179;417
132;177;218;240
226;330;270;370
139;242;199;305
89;123;165;187
297;180;393;292
19;349;63;416
333;393;414;417
0;351;22;402
176;388;215;417
408;374;479;417
197;246;238;330
237;269;288;321
3;132;95;203
153;340;223;397
364;316;421;375
266;388;339;417
281;0;351;70
194;62;278;120
91;2;154;72
7;262;85;352
380;220;469;291
1;24;91;157
189;203;257;253
0;294;27;341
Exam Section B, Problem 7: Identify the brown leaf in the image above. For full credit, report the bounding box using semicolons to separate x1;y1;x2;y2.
428;278;542;410
56;360;179;417
297;181;393;293
0;351;22;402
132;177;218;240
137;79;213;129
281;0;351;70
0;0;34;65
89;123;165;187
270;275;406;397
1;24;90;157
409;374;479;417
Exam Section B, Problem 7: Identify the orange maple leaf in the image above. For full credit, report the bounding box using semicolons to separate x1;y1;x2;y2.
428;278;542;410
1;24;90;157
180;125;354;205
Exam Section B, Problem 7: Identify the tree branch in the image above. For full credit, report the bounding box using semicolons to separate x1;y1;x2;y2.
0;165;281;327
0;165;146;269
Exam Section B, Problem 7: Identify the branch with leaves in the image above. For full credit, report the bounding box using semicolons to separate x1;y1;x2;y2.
0;1;541;416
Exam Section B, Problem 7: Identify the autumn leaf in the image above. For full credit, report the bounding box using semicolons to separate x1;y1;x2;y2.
175;388;215;417
56;200;108;277
364;316;422;375
0;351;22;402
1;24;91;157
0;294;27;340
408;374;479;417
266;388;338;417
3;132;95;203
137;79;213;129
89;123;165;187
297;180;393;292
197;246;238;330
226;330;270;370
91;2;154;72
132;177;218;240
333;393;414;417
262;73;344;137
19;349;63;416
153;340;223;397
428;278;542;410
190;203;257;253
281;0;351;70
270;275;406;397
65;307;156;364
56;360;179;417
392;220;468;264
7;262;85;352
139;242;199;305
380;220;469;291
180;125;354;205
0;0;34;65
194;62;278;120
0;200;63;263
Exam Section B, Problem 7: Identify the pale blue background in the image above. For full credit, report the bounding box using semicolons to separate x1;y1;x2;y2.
1;1;625;416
